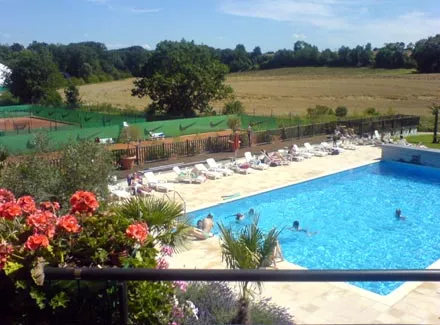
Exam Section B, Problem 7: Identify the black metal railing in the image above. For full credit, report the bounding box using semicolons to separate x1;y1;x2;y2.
44;267;440;325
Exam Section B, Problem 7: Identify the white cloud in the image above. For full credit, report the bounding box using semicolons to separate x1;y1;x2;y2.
128;7;162;14
219;0;440;47
83;33;89;38
142;43;152;50
0;32;11;39
106;43;127;49
293;34;306;39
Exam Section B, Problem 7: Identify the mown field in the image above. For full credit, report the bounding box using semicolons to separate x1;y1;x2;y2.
76;67;440;117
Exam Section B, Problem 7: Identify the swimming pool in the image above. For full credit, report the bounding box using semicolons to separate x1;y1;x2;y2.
191;161;440;295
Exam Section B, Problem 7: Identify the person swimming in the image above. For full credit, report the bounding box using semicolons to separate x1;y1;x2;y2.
395;209;406;220
289;220;317;236
248;208;256;217
235;213;245;221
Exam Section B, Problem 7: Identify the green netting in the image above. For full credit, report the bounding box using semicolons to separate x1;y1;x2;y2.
133;115;236;138
0;105;32;118
0;86;6;92
30;106;143;128
240;115;278;131
0;124;122;154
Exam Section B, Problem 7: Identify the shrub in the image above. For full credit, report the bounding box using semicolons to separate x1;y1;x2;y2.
227;116;241;131
364;107;380;116
335;106;348;117
178;282;294;325
118;125;143;143
306;105;334;119
0;91;20;106
222;100;245;115
38;89;63;107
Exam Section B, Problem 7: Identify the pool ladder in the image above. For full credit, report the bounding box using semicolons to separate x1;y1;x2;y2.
162;190;187;217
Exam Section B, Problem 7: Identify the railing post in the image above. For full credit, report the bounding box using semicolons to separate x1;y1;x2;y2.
118;281;128;325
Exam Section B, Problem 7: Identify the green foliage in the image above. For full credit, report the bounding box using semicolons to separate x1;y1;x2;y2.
406;134;440;149
118;125;143;143
64;83;81;108
0;91;20;106
363;107;380;116
49;292;69;310
222;100;245;115
132;40;233;117
227;116;241;131
38;89;63;107
0;140;113;206
335;106;348;117
306;105;334;119
6;50;64;104
413;34;440;73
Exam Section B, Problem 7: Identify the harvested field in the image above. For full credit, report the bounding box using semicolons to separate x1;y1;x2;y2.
0;117;69;131
75;67;440;117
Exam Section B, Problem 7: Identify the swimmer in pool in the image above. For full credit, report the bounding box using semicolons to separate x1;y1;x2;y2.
248;208;256;217
288;220;317;236
395;209;406;220
235;213;245;221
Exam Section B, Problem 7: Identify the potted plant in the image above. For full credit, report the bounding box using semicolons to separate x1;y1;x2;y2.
118;125;142;170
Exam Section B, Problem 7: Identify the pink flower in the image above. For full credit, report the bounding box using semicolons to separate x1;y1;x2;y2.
172;306;184;319
17;196;36;214
0;242;13;270
0;189;15;204
160;245;174;257
24;234;49;250
57;215;81;233
173;281;188;292
0;202;22;220
155;257;169;270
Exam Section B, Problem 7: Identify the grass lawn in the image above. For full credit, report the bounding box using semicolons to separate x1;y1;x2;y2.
406;134;440;149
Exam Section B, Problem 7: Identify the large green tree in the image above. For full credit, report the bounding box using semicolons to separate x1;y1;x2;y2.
6;50;63;104
413;34;440;73
132;40;233;117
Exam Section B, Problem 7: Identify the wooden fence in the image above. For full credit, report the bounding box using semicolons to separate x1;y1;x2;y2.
39;115;419;167
110;114;420;165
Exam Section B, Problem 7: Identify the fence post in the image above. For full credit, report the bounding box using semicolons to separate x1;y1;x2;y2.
297;123;300;140
186;140;189;156
118;281;129;325
135;144;140;165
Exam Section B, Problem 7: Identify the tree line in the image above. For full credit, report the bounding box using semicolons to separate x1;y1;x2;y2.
1;35;439;109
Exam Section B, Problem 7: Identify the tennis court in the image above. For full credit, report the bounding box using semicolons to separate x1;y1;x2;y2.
0;117;70;133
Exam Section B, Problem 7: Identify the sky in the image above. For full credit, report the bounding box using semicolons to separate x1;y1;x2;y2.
0;0;439;52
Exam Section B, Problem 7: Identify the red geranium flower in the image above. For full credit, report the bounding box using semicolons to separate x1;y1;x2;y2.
126;222;149;243
17;196;36;214
0;189;15;204
24;234;49;251
0;202;22;220
0;242;14;270
70;191;99;214
26;211;56;238
39;201;60;212
57;215;81;233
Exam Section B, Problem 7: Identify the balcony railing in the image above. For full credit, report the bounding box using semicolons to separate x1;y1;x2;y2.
44;267;440;325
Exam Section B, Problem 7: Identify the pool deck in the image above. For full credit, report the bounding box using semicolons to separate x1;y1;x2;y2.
161;145;440;324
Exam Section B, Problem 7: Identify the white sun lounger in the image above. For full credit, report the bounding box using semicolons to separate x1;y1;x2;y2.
194;164;223;179
228;161;254;174
108;185;132;200
293;144;313;159
304;143;328;157
173;166;206;184
206;158;234;176
278;149;304;162
244;152;269;170
320;142;345;154
143;172;174;192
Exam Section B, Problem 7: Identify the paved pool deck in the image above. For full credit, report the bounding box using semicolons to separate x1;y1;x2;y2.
160;145;439;324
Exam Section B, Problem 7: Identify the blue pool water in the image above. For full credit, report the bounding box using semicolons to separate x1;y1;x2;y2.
191;161;440;295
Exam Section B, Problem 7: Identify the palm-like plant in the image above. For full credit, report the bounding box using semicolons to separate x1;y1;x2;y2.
430;104;440;144
218;216;282;324
111;196;191;251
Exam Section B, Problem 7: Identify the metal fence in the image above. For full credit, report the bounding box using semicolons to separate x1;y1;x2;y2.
42;267;440;325
111;115;420;164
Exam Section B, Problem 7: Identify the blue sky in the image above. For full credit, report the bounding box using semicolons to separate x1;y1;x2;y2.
0;0;439;51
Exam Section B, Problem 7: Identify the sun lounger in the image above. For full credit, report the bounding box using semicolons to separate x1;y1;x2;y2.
320;142;345;154
206;158;234;176
228;161;254;174
278;149;304;162
108;185;132;200
304;143;328;157
194;164;223;179
173;166;207;184
293;144;313;159
244;152;269;170
143;172;174;192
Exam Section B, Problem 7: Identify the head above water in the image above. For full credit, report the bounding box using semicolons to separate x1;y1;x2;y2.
395;209;401;216
207;213;213;219
293;220;299;229
196;219;203;228
236;213;244;220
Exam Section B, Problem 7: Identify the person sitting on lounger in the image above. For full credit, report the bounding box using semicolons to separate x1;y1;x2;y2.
202;214;214;233
188;227;214;240
289;220;317;236
395;209;406;220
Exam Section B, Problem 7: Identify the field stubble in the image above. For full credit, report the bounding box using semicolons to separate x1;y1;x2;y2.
76;67;440;117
